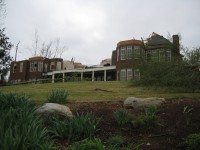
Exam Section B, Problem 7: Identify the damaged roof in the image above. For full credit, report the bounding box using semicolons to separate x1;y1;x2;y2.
146;32;172;46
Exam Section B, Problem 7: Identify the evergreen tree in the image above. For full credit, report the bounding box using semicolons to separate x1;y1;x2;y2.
0;28;12;81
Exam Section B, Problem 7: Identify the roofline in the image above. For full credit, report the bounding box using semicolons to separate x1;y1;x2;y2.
117;39;143;47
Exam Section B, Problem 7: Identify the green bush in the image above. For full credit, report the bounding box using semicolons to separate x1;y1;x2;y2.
113;108;130;126
49;112;100;142
47;89;69;104
180;133;200;150
0;92;55;150
134;62;200;91
68;138;105;150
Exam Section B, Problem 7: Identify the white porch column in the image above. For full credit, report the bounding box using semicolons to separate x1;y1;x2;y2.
92;71;94;82
62;73;65;83
52;74;55;83
104;70;107;81
81;72;83;80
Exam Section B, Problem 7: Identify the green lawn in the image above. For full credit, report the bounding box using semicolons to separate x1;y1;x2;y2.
0;81;200;105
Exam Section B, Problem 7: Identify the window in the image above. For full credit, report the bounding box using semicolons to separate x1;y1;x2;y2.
166;49;171;61
117;48;119;62
13;63;17;73
127;46;133;59
30;61;37;72
38;61;43;72
159;49;165;62
120;46;126;60
56;62;61;70
134;46;141;59
120;69;126;80
134;69;140;80
151;49;158;62
127;69;133;80
44;63;48;72
19;62;23;72
50;62;55;70
146;50;151;62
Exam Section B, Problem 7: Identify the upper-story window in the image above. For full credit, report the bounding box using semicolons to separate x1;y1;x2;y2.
38;61;43;72
50;62;55;71
44;63;48;72
159;49;165;62
56;62;62;70
117;48;119;62
30;61;37;72
134;46;141;59
166;49;171;61
19;62;23;72
146;50;151;62
127;46;132;59
151;49;158;62
13;63;17;73
121;46;126;60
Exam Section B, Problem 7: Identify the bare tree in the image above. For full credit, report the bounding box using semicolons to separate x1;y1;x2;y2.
29;29;39;56
40;41;53;58
29;30;67;58
53;38;66;58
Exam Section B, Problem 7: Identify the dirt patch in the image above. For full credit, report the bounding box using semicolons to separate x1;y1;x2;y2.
67;98;200;149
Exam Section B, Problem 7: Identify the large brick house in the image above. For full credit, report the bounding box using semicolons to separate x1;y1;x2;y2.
9;32;182;83
9;56;63;83
111;32;182;80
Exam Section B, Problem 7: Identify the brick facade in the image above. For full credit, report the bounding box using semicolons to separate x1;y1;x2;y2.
112;33;182;81
9;56;63;83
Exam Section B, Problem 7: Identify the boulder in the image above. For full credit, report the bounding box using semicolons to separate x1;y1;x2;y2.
124;97;165;108
35;103;73;118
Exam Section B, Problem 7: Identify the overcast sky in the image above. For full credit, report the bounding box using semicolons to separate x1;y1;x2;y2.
3;0;200;65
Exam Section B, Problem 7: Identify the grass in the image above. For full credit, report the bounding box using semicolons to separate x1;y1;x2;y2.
0;81;200;105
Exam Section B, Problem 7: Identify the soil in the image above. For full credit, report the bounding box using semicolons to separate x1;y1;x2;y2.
67;98;200;150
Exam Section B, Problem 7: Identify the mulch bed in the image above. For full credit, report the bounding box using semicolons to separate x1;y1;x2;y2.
67;98;200;149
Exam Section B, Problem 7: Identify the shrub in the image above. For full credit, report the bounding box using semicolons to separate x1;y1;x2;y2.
0;92;55;150
134;62;200;92
108;135;124;147
113;108;130;126
49;112;100;142
47;89;69;104
179;133;200;150
130;106;159;130
68;138;105;150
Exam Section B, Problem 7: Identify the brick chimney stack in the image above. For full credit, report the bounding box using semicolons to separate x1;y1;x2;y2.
173;35;180;55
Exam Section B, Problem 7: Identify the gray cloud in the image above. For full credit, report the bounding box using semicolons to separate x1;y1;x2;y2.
4;0;200;65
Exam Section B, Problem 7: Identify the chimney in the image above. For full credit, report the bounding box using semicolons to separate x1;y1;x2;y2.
173;35;180;55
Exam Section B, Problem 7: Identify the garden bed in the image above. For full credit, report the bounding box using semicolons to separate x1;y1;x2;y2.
66;98;200;149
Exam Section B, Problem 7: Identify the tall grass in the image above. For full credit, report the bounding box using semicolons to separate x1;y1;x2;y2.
0;92;55;150
49;112;100;142
113;108;131;126
47;89;69;104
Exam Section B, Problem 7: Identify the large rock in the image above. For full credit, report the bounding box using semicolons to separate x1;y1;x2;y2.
35;103;73;117
124;97;165;108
